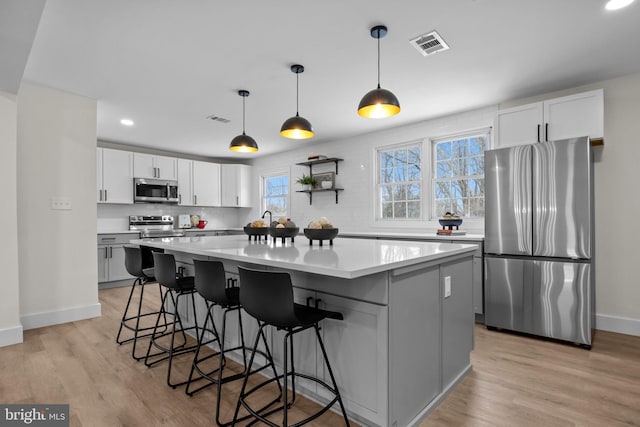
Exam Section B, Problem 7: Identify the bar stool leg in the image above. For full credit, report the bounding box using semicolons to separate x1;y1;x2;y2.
186;301;222;396
314;324;351;426
232;322;284;426
116;277;140;345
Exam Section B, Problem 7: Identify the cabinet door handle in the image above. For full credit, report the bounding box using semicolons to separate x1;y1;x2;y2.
157;167;160;178
105;248;109;259
178;194;181;204
545;123;549;142
194;195;197;205
537;124;540;143
98;189;102;201
104;189;108;201
236;196;239;205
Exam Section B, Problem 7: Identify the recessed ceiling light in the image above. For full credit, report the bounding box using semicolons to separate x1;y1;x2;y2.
605;0;634;10
120;118;134;126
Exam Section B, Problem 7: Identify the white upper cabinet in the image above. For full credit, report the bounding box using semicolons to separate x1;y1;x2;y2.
495;89;603;148
543;90;604;142
178;159;220;206
193;161;220;207
495;102;544;148
220;164;252;207
97;148;133;204
133;153;177;180
177;158;193;206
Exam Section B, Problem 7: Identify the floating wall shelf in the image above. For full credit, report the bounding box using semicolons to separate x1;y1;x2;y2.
296;157;344;205
296;157;343;175
296;188;344;205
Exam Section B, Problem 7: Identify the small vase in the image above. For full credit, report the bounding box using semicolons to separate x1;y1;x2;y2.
301;184;311;191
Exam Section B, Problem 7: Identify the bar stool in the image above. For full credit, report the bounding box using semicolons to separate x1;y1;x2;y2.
234;267;351;427
186;260;281;426
116;246;167;360
144;252;200;388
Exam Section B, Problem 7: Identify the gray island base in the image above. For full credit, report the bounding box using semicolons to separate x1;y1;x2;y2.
131;235;477;427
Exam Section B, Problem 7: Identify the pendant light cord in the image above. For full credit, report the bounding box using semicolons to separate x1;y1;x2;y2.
377;28;381;89
242;95;246;134
296;71;300;116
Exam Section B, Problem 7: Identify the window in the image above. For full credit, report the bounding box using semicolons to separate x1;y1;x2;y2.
262;173;289;217
432;130;489;218
377;143;422;220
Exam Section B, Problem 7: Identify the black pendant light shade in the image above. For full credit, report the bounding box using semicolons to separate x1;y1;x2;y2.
280;64;314;139
229;90;258;152
358;25;400;119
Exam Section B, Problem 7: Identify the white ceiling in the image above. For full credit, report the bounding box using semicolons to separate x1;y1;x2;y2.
6;0;640;159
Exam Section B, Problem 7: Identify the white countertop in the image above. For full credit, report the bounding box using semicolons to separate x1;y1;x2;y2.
131;235;477;279
339;230;484;241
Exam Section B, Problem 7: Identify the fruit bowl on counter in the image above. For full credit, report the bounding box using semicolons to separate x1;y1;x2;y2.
243;219;269;240
304;217;338;245
303;228;339;246
267;217;299;243
268;226;300;243
438;212;463;230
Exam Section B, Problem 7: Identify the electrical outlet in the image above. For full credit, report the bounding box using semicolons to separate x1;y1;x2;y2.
444;276;452;298
51;197;72;210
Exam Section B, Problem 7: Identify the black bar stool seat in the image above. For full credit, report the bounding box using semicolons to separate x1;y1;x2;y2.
144;252;200;388
234;267;351;427
116;246;168;360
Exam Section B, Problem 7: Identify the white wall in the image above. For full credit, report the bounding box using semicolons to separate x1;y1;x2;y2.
17;83;100;329
246;106;496;234
501;73;640;334
0;90;22;346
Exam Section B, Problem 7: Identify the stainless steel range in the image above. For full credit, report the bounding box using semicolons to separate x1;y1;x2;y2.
129;215;186;238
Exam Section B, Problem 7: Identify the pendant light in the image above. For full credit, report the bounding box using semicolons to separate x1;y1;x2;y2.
280;64;314;139
357;25;400;119
229;90;258;152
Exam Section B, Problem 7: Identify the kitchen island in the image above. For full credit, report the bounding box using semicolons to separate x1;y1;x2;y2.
131;235;477;427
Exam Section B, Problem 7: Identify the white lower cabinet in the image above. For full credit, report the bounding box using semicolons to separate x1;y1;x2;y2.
97;244;131;282
98;234;137;283
316;293;388;425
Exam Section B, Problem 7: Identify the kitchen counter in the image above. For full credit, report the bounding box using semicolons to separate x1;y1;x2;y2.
339;230;484;241
131;235;477;280
130;234;475;426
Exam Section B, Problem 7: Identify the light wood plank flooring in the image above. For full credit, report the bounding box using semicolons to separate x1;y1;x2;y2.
1;286;639;426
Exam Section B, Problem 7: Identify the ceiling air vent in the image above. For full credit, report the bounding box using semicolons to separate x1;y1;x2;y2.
206;114;230;124
409;31;449;57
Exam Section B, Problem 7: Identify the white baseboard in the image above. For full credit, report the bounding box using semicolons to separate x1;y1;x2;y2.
21;303;102;330
596;314;640;337
0;325;24;347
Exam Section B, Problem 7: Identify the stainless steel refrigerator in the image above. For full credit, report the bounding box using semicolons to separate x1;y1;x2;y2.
484;136;595;348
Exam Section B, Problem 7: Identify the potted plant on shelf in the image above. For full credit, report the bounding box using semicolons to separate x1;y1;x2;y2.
296;174;316;191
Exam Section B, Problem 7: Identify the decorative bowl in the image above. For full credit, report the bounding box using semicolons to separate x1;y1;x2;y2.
268;227;300;241
243;226;269;240
438;219;463;228
304;228;339;245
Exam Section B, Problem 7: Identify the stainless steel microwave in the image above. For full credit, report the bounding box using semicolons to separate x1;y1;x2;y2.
133;178;179;203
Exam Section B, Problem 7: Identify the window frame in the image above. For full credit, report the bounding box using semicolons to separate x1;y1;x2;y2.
430;127;491;220
261;170;290;218
374;139;426;222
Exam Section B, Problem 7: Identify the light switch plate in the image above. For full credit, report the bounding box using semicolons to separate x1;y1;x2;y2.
51;197;72;210
444;276;452;298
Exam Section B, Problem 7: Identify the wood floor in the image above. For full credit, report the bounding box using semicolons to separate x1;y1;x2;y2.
1;286;639;427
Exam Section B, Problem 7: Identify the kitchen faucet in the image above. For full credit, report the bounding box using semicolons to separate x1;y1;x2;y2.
261;210;272;226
